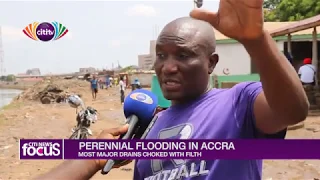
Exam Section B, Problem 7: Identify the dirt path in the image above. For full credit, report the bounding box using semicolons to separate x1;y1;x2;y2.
0;87;319;180
0;87;134;180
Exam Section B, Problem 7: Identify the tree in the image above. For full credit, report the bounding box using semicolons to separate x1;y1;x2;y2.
6;74;15;82
263;0;281;10
264;0;320;22
0;76;6;81
263;0;281;21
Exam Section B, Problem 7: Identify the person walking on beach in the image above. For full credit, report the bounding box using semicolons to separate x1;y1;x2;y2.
90;75;98;100
119;76;125;104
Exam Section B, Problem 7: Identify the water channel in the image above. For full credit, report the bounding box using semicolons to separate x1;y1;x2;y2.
0;89;22;108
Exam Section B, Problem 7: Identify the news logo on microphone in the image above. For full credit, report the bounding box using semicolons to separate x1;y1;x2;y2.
20;139;63;159
130;92;153;104
123;89;158;122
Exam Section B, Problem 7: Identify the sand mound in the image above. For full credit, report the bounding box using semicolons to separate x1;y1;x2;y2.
15;77;89;103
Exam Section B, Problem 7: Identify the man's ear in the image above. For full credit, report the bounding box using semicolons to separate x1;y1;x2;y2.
208;53;219;74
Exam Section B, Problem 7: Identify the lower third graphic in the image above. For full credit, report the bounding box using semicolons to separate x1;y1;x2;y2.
20;139;63;159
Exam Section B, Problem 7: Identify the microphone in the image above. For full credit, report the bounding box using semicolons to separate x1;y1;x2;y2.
101;89;158;175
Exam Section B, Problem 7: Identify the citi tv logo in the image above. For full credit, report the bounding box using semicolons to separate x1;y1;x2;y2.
21;142;61;157
22;21;68;42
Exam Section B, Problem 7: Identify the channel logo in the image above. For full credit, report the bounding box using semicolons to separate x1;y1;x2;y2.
22;21;68;42
20;139;63;159
130;93;153;104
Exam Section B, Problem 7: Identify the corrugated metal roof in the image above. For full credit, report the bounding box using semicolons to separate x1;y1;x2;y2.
147;21;318;44
215;22;296;40
270;14;320;37
148;22;298;41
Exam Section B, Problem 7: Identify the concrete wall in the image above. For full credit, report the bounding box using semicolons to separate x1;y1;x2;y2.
216;74;260;88
128;73;154;87
215;41;284;75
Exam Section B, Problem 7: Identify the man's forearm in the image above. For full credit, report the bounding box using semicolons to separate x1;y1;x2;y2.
243;31;309;122
34;160;99;180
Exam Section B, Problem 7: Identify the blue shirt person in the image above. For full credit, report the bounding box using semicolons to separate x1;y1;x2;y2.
90;75;98;100
106;75;110;88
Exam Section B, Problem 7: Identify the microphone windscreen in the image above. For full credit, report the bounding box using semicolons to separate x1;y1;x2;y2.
123;89;158;125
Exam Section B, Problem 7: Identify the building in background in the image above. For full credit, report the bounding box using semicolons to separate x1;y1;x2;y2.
212;21;319;76
140;22;314;76
26;68;41;76
138;54;154;70
138;40;156;70
79;67;96;74
149;40;156;60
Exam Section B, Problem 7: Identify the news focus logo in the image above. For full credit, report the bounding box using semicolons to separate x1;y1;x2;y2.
22;21;68;42
130;93;153;104
20;139;63;159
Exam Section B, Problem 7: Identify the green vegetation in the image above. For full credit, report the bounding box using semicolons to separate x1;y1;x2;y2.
264;0;320;21
0;74;16;82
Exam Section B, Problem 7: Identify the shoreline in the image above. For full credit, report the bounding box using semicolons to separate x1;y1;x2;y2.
0;84;30;90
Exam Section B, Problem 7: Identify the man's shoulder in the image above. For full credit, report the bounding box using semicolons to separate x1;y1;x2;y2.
308;64;316;69
216;82;262;94
206;82;262;103
233;81;261;87
300;65;315;72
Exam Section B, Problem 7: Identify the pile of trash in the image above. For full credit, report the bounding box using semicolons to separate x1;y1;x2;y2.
15;77;88;104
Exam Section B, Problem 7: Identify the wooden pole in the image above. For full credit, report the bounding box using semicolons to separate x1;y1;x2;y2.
287;34;292;55
312;27;318;86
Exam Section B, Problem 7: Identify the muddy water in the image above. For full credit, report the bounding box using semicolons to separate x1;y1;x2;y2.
0;89;22;108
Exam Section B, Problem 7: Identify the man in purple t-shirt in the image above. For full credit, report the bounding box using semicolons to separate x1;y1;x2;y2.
132;14;306;179
36;1;308;180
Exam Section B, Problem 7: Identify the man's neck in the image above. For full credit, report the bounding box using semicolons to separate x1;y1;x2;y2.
171;87;212;106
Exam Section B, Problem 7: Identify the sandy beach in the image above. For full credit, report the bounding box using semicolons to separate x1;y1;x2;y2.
0;80;319;180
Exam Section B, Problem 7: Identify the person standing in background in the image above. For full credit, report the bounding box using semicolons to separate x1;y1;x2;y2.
131;78;142;91
123;76;127;88
109;77;113;87
114;78;118;87
134;78;141;89
298;58;316;86
90;75;98;100
284;52;293;66
98;79;104;89
105;75;110;89
119;76;125;105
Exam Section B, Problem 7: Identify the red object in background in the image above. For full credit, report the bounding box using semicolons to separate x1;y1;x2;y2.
303;58;312;65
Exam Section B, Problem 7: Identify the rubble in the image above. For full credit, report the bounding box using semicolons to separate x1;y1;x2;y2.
14;77;88;104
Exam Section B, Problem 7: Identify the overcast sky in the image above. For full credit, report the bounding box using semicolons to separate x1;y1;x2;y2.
0;0;219;75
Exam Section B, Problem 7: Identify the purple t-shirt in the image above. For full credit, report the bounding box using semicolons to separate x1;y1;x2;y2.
134;82;286;180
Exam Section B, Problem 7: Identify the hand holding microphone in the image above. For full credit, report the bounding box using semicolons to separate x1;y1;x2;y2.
101;89;158;175
34;90;160;180
93;125;132;170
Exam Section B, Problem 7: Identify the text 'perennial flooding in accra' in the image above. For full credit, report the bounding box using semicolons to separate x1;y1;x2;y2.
79;141;235;151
